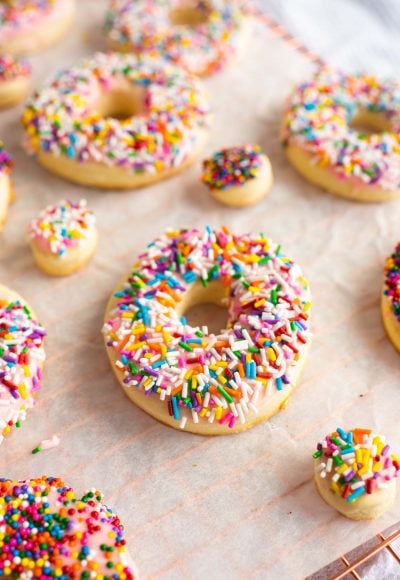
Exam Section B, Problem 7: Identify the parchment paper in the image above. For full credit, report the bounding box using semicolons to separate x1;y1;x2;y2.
0;2;399;578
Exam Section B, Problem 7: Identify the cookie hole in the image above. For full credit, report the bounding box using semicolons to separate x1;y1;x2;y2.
96;84;147;121
184;302;227;336
170;3;211;27
178;281;228;335
349;109;392;136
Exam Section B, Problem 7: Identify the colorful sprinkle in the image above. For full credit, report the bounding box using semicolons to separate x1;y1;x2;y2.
0;0;56;31
201;144;264;190
32;433;60;454
105;0;245;76
0;141;13;175
0;475;136;578
22;52;210;175
103;227;311;430
282;68;400;190
29;199;96;257
0;296;45;445
384;241;400;322
313;427;400;502
0;54;30;81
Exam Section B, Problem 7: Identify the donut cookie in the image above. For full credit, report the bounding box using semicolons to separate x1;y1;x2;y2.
105;0;247;77
29;199;97;276
0;285;46;446
0;0;75;56
0;475;138;578
201;144;273;207
313;427;399;520
0;141;14;230
282;69;400;202
0;54;30;109
22;52;210;189
382;241;400;351
103;227;311;435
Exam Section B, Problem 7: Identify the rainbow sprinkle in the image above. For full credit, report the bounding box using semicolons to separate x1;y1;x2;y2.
22;52;209;175
0;475;136;579
0;297;45;445
0;141;13;175
103;227;311;431
105;0;245;76
282;68;400;190
0;0;56;31
29;199;96;258
313;428;400;501
201;144;264;190
0;54;30;81
384;242;400;322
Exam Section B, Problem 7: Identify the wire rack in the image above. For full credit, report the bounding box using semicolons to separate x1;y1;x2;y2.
250;4;400;579
306;522;400;579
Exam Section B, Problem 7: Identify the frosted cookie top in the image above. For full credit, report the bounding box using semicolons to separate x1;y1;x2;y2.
0;295;45;444
0;141;12;175
0;54;30;81
201;145;264;190
0;475;136;578
283;68;400;190
384;241;400;323
313;427;400;502
29;199;96;257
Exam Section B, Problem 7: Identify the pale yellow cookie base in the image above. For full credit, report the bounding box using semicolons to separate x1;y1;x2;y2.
0;0;76;56
0;77;29;109
285;144;400;203
104;279;310;435
34;129;208;190
210;154;273;207
381;291;400;353
314;472;396;520
0;174;14;231
30;229;98;276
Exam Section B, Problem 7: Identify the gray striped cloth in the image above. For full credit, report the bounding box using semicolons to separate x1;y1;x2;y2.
262;0;399;75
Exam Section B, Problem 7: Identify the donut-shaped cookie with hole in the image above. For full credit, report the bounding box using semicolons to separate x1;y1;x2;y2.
0;0;75;56
282;69;400;202
22;52;210;189
105;0;247;77
103;226;311;435
0;285;45;446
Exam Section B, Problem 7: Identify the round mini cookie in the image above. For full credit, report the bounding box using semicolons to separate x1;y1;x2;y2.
22;51;210;189
0;475;138;578
103;226;311;435
0;54;30;109
382;241;400;352
0;0;75;56
0;141;14;230
201;144;273;207
282;68;400;202
0;285;46;446
105;0;247;77
313;427;399;520
29;199;97;276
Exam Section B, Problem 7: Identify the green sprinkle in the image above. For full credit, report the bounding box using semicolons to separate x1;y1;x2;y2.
258;255;271;265
271;288;278;305
217;386;233;403
32;446;41;455
312;450;322;459
333;455;343;466
178;341;193;352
